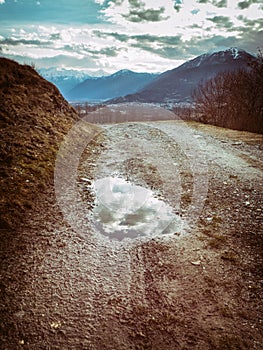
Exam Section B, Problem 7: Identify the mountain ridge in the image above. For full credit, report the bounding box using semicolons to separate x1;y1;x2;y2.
108;48;256;106
66;70;158;102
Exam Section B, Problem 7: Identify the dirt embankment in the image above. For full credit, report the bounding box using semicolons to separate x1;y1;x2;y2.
0;58;100;229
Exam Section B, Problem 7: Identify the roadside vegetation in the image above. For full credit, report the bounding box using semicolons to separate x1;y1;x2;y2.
192;49;263;134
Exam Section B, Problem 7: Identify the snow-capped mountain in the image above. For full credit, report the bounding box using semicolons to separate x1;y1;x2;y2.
178;48;253;70
39;67;92;97
66;70;158;102
109;48;256;105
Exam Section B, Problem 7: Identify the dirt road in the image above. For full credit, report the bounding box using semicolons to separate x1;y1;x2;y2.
1;106;263;349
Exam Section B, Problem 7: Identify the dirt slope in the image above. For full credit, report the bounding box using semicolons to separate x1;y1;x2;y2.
1;102;262;349
0;58;99;228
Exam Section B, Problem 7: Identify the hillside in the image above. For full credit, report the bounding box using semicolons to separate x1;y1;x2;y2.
0;58;99;228
66;70;158;102
109;48;255;105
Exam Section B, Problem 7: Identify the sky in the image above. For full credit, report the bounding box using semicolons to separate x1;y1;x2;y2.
0;0;262;75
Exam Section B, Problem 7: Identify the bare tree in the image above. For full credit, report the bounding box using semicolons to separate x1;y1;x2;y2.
192;73;229;126
192;50;263;133
75;103;82;116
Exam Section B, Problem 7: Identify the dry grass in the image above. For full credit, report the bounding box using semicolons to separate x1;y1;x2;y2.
0;58;99;228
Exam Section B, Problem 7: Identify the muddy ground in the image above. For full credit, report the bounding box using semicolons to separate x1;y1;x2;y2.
1;113;263;349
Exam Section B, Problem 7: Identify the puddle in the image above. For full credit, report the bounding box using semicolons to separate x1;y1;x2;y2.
90;177;183;242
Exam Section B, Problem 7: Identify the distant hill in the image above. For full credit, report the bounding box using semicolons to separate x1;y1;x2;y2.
108;48;256;106
39;67;91;97
66;70;158;102
0;58;99;228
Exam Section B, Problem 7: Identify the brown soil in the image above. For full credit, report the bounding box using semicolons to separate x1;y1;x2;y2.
1;103;262;349
0;58;99;229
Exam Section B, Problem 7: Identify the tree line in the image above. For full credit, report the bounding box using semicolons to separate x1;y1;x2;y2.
192;50;263;134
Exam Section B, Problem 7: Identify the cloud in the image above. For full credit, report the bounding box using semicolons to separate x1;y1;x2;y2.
0;0;5;4
237;16;263;29
49;33;61;40
129;0;141;7
0;38;51;46
92;18;261;64
1;1;262;74
238;0;263;9
95;31;128;42
100;0;173;25
123;7;167;22
106;0;124;4
134;34;182;46
93;31;188;59
86;46;119;57
129;34;183;59
130;43;185;59
122;0;168;22
0;52;100;71
197;0;226;6
208;15;234;29
99;31;182;46
213;0;227;7
173;0;182;12
100;47;119;56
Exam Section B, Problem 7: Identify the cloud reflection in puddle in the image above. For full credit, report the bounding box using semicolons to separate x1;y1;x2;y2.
91;177;183;242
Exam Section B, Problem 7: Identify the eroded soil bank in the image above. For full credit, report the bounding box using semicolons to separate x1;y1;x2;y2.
1;116;262;349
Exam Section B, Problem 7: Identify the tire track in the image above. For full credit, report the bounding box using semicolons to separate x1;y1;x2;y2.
81;120;208;346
